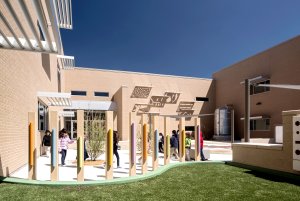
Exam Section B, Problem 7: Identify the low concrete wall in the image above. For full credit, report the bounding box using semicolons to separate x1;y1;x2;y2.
232;110;300;174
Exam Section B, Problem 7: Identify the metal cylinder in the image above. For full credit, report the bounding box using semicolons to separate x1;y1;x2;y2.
143;124;147;161
77;137;83;168
131;123;136;164
107;129;113;166
29;123;34;166
51;128;56;167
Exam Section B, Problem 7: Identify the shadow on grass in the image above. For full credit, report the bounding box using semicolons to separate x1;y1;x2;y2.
244;170;300;186
226;162;300;186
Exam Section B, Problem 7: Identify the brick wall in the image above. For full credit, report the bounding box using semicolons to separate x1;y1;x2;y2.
0;48;58;176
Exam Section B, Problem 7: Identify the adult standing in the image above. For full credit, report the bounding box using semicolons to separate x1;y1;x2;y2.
42;130;51;157
113;131;121;168
170;130;179;159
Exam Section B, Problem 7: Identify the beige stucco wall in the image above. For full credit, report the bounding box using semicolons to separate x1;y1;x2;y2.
64;68;215;140
213;35;300;139
0;49;60;176
232;110;300;174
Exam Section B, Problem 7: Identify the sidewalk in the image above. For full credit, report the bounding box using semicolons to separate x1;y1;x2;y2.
11;141;232;181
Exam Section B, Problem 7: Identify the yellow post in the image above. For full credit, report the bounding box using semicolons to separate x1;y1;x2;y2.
105;111;114;179
179;117;185;162
77;137;83;168
107;129;113;166
28;112;36;180
141;114;148;174
164;117;170;165
77;110;84;181
181;130;186;159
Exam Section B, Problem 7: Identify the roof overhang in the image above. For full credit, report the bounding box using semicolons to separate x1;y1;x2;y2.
65;100;117;111
37;91;72;107
58;111;75;117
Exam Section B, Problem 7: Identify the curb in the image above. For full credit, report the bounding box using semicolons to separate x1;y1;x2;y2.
0;161;224;186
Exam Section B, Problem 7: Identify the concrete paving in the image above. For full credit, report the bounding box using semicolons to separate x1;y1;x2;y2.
11;141;232;181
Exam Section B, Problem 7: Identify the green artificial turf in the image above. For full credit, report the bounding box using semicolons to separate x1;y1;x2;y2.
0;163;299;201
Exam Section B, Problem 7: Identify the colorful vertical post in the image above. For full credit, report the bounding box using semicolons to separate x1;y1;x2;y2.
28;112;36;180
49;111;58;181
105;111;114;179
179;117;185;162
51;129;56;167
164;117;170;165
142;114;148;174
129;112;136;176
107;129;113;166
77;110;84;181
194;117;200;161
152;115;158;171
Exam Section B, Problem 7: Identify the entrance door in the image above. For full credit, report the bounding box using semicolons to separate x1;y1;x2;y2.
71;120;77;139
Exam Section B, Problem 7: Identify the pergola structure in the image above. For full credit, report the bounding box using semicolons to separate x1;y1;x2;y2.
0;0;75;69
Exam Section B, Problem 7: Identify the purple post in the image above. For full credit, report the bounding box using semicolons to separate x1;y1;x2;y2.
155;130;159;159
131;123;136;164
197;125;201;153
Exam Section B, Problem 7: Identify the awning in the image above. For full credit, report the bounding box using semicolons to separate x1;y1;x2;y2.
37;91;72;106
65;100;117;111
240;116;270;120
58;111;74;117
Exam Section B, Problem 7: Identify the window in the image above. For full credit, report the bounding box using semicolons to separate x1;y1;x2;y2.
250;80;270;95
38;101;48;131
196;97;209;102
250;118;270;131
71;91;87;96
94;92;109;97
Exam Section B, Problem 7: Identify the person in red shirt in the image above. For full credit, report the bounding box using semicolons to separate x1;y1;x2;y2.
200;131;207;161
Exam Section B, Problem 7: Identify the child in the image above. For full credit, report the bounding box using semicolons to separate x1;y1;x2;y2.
185;132;192;161
58;129;74;166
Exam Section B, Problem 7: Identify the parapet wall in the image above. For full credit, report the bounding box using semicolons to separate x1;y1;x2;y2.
232;110;300;174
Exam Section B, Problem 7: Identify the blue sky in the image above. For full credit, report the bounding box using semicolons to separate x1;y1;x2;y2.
61;0;300;78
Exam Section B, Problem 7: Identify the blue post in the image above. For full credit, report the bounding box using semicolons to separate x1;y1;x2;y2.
155;130;159;159
51;128;56;167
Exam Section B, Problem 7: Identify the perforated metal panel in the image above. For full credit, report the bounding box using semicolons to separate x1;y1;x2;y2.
293;116;300;171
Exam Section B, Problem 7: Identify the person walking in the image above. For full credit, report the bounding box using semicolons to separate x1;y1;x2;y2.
185;132;192;161
42;130;51;157
200;131;207;161
170;130;179;159
113;131;121;168
159;133;164;153
58;129;74;166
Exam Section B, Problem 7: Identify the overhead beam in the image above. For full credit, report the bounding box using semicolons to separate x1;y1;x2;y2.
18;0;44;51
258;84;300;90
0;10;24;49
32;0;55;52
4;0;35;50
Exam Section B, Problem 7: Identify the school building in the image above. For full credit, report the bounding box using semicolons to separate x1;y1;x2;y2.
1;0;300;177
